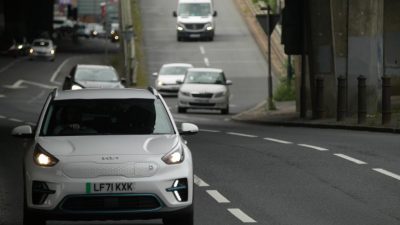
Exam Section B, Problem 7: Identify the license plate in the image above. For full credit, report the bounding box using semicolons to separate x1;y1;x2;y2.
190;34;201;38
194;99;209;103
86;182;135;194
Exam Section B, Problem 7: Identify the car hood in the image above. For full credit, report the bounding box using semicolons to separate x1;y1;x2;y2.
36;135;180;156
158;75;185;84
79;80;123;89
178;15;212;24
180;83;227;93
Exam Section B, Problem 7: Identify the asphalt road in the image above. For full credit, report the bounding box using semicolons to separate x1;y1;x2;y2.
0;1;400;225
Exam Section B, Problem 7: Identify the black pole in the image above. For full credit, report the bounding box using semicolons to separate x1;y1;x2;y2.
267;6;273;110
357;75;367;124
300;0;307;118
382;76;391;125
337;75;347;121
287;54;292;86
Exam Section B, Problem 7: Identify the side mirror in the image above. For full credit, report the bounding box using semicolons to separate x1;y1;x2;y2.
213;11;218;17
11;125;34;138
176;80;183;85
120;78;127;86
226;80;233;85
173;11;178;17
179;123;198;135
152;72;158;77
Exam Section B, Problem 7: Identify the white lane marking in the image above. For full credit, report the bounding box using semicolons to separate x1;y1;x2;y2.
8;118;23;123
0;115;6;119
204;57;210;67
200;129;221;133
3;80;27;89
0;94;5;98
200;46;205;55
373;168;400;181
4;80;57;89
194;175;210;187
227;132;258;138
224;118;231;121
298;144;329;151
264;137;293;144
28;90;46;104
26;122;36;126
206;190;230;203
0;58;23;73
50;57;71;85
334;154;367;165
228;208;257;223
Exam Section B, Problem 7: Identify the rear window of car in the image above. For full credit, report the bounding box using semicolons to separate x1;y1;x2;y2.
75;67;119;82
33;41;50;47
160;66;191;75
40;99;175;136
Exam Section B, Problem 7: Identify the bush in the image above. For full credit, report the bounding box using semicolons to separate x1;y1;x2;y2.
274;77;296;101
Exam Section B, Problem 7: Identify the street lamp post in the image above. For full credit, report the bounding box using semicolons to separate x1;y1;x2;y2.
261;4;274;110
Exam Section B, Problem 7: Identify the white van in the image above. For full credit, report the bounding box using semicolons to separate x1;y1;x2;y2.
173;0;217;41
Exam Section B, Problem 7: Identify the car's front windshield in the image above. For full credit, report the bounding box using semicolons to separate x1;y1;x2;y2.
178;3;211;17
40;99;175;136
75;68;119;82
160;66;191;75
184;71;225;84
33;41;50;47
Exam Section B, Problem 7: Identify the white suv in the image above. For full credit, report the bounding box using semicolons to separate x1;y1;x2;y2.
12;88;198;225
173;0;217;41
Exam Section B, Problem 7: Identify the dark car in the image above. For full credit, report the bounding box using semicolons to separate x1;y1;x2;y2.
62;64;126;90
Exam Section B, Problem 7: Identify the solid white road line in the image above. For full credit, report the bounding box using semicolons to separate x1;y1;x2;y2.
50;57;71;85
373;168;400;181
200;129;221;133
228;208;257;223
194;175;210;187
0;115;6;119
264;137;293;144
200;46;206;55
206;190;230;203
298;144;329;151
334;154;367;165
204;57;210;67
227;132;258;138
8;118;23;123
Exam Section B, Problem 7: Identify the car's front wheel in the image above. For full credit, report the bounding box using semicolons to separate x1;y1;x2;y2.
162;205;193;225
23;195;46;225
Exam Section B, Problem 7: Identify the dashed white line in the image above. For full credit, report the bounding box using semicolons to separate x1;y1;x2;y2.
204;57;210;67
228;208;257;223
200;129;221;133
50;57;72;85
200;46;206;55
194;175;210;187
227;132;258;138
334;154;367;165
264;137;293;144
373;168;400;181
0;115;6;119
206;190;230;203
298;144;329;151
8;118;23;123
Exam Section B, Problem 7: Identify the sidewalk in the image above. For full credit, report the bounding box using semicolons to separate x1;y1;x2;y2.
232;101;400;133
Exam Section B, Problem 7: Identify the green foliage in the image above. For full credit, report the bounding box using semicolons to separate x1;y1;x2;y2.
252;0;277;12
274;77;296;102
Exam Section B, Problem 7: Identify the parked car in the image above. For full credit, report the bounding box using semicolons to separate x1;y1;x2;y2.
153;63;194;95
178;68;232;114
12;88;198;225
6;40;31;58
29;39;56;61
62;64;125;90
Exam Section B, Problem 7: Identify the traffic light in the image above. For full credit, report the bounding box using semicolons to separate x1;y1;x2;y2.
282;0;304;55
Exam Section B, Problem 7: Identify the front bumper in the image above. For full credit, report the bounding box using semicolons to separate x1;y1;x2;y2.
30;52;54;58
156;84;181;93
177;29;214;39
178;94;229;110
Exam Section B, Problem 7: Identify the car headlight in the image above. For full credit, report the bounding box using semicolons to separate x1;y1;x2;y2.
50;49;55;55
29;48;34;54
177;23;184;31
162;147;184;165
114;35;119;40
205;23;214;31
71;84;82;90
33;145;59;167
214;91;226;98
180;91;190;97
17;44;23;50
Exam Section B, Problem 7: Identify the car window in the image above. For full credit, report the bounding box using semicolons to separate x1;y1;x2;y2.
75;67;119;82
33;41;50;47
160;66;191;75
178;3;211;17
184;71;226;84
40;99;175;136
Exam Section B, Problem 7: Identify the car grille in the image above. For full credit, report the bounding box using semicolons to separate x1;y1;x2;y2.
189;102;216;107
61;195;162;212
192;93;213;98
185;23;205;30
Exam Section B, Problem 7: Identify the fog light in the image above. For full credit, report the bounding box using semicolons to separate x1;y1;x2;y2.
32;181;55;205
166;178;188;202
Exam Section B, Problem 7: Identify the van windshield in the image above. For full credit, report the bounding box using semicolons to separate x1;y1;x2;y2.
178;3;211;17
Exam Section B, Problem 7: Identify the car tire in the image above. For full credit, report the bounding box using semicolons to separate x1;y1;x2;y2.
23;193;46;225
177;36;182;42
162;205;193;225
221;106;229;115
178;107;187;113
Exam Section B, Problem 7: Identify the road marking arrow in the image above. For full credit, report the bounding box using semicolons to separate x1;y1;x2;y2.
3;80;57;89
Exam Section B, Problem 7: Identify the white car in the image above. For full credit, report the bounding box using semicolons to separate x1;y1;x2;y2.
154;63;194;95
12;88;198;225
173;0;217;41
178;68;232;114
29;39;56;61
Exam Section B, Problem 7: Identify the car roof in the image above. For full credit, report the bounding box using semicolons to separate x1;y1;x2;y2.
187;67;223;73
54;88;156;101
77;64;115;70
162;63;193;68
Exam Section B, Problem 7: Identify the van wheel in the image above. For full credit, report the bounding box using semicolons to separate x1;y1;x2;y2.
163;205;193;225
23;192;46;225
177;36;182;42
221;106;229;115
